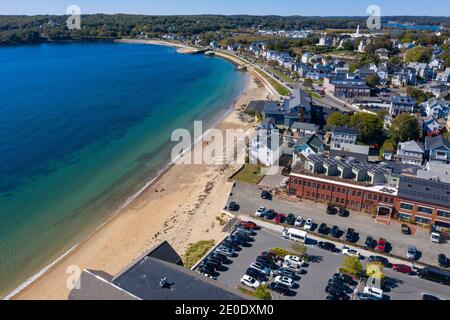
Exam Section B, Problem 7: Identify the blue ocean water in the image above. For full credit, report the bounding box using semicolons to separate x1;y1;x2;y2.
0;42;247;296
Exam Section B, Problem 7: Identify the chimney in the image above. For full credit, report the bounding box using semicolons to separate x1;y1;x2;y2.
300;107;305;122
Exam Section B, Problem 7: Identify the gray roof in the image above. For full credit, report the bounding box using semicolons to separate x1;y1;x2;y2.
291;122;319;132
247;100;268;113
112;256;244;300
331;127;358;135
330;150;368;163
398;140;424;153
425;135;450;151
398;176;450;209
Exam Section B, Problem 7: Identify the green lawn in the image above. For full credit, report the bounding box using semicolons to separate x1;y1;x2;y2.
254;68;290;96
233;164;264;184
305;89;322;99
268;67;296;84
182;240;215;269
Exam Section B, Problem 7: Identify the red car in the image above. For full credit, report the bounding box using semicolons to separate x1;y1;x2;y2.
392;264;412;274
274;213;285;224
240;221;257;230
260;250;276;260
375;238;387;252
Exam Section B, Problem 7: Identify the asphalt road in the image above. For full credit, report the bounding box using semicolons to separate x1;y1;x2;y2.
227;181;450;267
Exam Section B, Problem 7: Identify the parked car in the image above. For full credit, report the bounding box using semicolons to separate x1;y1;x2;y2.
342;247;360;258
317;223;328;234
304;218;313;231
256;256;276;270
274;213;285;224
282;261;304;274
318;241;336;252
209;252;227;263
250;262;271;276
240;275;260;289
364;236;376;249
240;221;257;230
285;213;296;226
245;268;266;283
327;292;349;300
274;268;296;279
401;224;411;235
358;292;381;300
363;286;383;299
438;254;448;268
375;238;387;252
422;294;441;300
198;265;215;276
333;273;356;286
264;209;276;220
261;190;272;200
294;216;304;227
269;282;290;295
221;239;240;250
345;228;356;243
368;256;390;267
326;204;336;215
330;225;340;238
234;227;254;237
284;255;305;267
327;279;352;293
392;264;413;274
406;245;417;260
229;235;247;246
259;250;276;261
274;276;294;288
215;245;234;257
255;206;266;217
325;285;345;296
228;201;239;211
338;207;348;217
201;259;220;270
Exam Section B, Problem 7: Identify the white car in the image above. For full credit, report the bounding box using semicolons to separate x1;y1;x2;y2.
284;255;305;267
255;206;266;217
250;262;271;275
240;275;260;289
294;216;304;227
274;276;294;288
342;247;360;258
304;218;313;231
363;286;383;299
282;261;304;274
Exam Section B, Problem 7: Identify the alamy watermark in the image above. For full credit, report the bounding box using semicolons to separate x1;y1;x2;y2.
66;5;81;30
367;5;382;30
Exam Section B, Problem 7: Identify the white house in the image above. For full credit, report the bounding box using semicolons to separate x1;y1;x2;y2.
395;140;424;165
423;98;449;119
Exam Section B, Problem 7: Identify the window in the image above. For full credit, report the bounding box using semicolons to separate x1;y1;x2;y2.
400;203;413;211
415;216;430;225
317;183;321;189
332;187;336;192
351;201;355;206
342;189;346;194
352;191;356;196
313;183;316;188
437;210;450;218
327;186;331;191
337;188;341;193
417;206;433;215
399;213;411;221
368;194;372;200
357;192;361;197
307;182;311;187
312;193;315;198
289;188;296;195
307;192;310;197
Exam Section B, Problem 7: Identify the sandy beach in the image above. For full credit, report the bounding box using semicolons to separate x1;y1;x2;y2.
11;54;274;300
114;38;199;53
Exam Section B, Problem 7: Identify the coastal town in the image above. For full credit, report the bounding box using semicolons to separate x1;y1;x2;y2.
1;11;450;305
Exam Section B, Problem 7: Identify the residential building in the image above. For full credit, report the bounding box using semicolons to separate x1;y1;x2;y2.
249;131;283;167
375;48;390;60
301;52;312;64
330;143;371;162
290;122;320;136
425;135;450;164
292;134;324;161
389;96;416;115
422;116;441;136
318;36;333;46
423;98;449;119
323;74;371;98
330;127;358;150
426;83;449;99
395;140;424;165
407;62;433;79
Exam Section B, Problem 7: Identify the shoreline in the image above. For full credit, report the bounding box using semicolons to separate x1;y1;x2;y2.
9;54;273;300
114;38;200;53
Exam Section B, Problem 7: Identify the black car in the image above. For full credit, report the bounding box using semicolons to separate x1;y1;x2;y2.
422;294;441;300
364;236;376;249
201;260;220;270
333;273;357;286
228;201;240;211
198;265;215;276
269;282;290;295
229;235;247;245
285;213;296;226
345;228;356;243
326;293;349;300
338;207;348;217
330;225;340;238
327;279;352;293
438;254;448;268
274;268;297;279
261;190;272;200
246;268;266;282
368;256;391;267
209;252;227;262
222;239;240;250
325;285;345;296
264;209;276;220
256;256;276;270
326;204;336;215
317;223;328;234
318;241;336;252
233;231;251;241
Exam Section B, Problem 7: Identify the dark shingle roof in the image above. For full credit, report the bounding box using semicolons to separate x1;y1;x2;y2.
398;176;450;209
331;127;358;135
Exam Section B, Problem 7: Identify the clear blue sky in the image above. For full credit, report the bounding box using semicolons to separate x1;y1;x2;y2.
0;0;448;16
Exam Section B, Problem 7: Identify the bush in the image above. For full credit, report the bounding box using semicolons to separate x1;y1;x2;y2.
182;240;215;268
340;256;363;277
291;243;307;257
271;247;296;258
255;284;272;300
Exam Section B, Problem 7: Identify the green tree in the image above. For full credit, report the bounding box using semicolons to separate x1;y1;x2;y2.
350;113;383;144
388;113;421;144
405;46;433;63
406;86;434;104
303;78;313;87
340;256;363;276
255;284;272;300
365;74;379;87
326;112;349;127
366;262;385;280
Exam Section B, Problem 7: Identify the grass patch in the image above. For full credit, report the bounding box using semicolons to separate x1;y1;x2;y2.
268;67;296;84
182;240;215;269
305;89;322;100
270;247;298;258
215;214;227;226
254;68;290;96
233;164;264;184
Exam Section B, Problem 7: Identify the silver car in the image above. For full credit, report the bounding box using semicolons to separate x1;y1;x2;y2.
406;245;417;260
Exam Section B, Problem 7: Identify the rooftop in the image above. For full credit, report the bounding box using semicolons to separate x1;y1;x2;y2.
398;176;450;209
330;127;359;135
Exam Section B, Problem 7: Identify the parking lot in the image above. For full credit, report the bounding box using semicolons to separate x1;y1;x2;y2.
197;225;450;300
227;181;450;267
